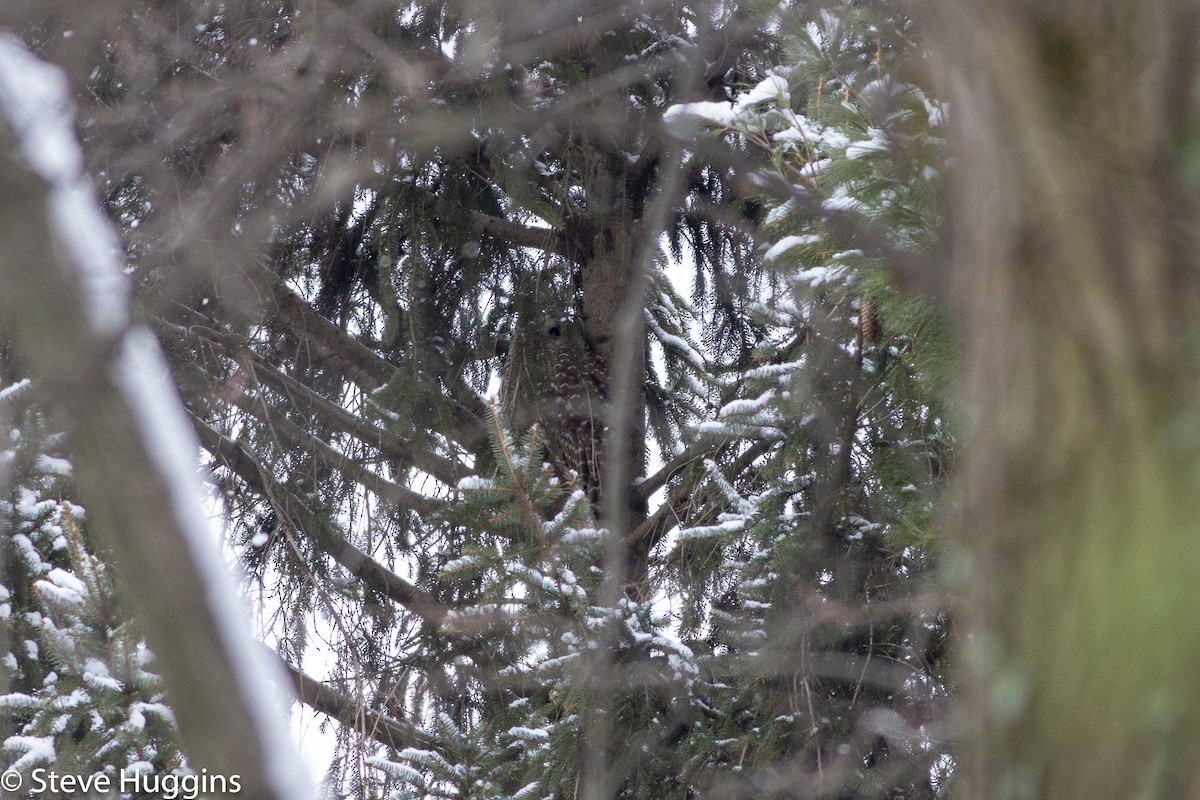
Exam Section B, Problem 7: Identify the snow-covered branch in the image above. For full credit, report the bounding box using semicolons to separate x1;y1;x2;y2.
0;35;311;800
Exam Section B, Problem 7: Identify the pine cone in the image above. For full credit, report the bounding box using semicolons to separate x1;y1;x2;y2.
860;299;879;344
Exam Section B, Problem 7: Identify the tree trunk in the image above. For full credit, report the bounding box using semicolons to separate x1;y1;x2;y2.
930;2;1200;797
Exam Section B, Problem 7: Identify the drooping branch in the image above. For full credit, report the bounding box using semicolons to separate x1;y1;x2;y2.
628;439;773;556
156;311;470;484
268;646;429;752
179;352;446;515
193;416;449;626
249;261;490;454
262;266;492;455
632;437;728;506
251;261;395;392
228;388;445;515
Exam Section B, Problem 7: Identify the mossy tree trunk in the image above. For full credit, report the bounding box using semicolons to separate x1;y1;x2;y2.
931;2;1200;797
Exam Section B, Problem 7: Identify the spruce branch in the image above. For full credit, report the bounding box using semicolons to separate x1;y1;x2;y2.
192;416;449;626
470;211;570;258
157;312;470;484
269;647;429;753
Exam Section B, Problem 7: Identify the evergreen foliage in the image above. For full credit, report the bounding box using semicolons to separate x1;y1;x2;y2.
2;0;955;797
0;384;186;791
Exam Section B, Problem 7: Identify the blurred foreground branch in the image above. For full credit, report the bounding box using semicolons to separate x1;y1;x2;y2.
0;36;310;800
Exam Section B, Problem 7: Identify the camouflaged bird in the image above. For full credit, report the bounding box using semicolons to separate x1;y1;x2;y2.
499;312;610;509
543;316;609;508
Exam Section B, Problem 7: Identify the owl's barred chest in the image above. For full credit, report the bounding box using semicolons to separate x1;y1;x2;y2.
543;319;610;506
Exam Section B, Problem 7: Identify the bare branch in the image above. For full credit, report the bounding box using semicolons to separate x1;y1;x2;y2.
471;211;569;257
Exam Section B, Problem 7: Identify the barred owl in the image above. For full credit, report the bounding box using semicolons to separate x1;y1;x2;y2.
543;316;609;508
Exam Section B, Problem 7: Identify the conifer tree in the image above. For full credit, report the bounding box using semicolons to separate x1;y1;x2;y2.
660;5;953;793
0;381;186;789
1;1;955;797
